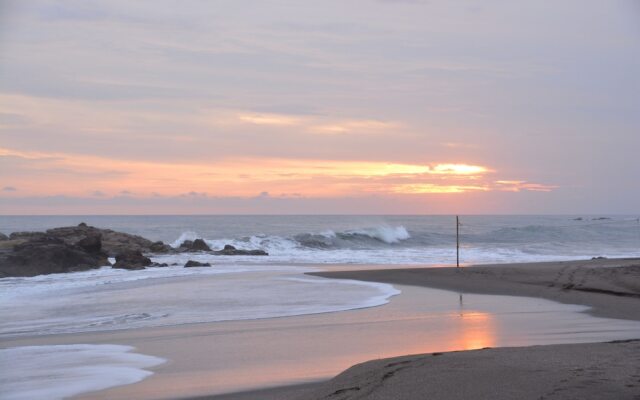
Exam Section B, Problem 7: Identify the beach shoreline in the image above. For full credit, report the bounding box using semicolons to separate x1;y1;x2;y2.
310;257;640;321
202;257;640;399
3;258;639;400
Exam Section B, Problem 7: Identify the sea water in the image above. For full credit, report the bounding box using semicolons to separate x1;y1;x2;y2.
1;215;639;265
1;215;639;399
0;344;165;400
2;215;638;336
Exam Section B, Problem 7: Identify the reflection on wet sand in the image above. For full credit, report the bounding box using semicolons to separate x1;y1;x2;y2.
456;311;496;350
21;284;640;400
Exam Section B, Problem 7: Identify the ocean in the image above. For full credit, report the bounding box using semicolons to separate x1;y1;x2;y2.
1;215;638;337
1;215;640;399
2;215;639;265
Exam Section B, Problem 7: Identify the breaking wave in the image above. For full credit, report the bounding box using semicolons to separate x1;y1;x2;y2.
170;225;412;252
162;218;640;265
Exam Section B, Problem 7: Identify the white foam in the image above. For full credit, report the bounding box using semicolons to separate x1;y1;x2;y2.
170;231;201;248
0;344;165;400
284;276;401;309
348;225;411;244
0;265;401;337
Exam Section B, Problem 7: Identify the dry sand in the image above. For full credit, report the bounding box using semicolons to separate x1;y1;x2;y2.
205;258;640;400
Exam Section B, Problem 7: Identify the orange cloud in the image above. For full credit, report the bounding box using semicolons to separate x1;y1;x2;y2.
495;180;557;192
237;113;299;125
1;147;554;198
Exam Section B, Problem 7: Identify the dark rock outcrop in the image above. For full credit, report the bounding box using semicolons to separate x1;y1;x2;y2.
9;231;45;241
0;236;108;278
75;234;102;254
150;241;169;252
178;239;211;252
43;223;173;256
184;260;212;268
213;244;268;256
112;250;152;270
0;233;8;241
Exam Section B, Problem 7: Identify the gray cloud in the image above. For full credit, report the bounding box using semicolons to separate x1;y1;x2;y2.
0;0;638;213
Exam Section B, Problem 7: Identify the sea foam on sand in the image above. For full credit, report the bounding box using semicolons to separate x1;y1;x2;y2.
0;344;165;400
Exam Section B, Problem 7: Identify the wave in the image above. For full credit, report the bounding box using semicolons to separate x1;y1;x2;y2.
0;344;165;400
163;219;640;263
169;225;412;252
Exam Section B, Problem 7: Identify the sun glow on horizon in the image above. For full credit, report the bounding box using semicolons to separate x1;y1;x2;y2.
0;146;555;199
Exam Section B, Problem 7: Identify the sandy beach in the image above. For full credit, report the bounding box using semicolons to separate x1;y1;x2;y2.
311;258;640;321
205;258;640;400
2;258;639;400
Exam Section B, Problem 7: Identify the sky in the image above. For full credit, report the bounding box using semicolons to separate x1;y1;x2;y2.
0;0;638;214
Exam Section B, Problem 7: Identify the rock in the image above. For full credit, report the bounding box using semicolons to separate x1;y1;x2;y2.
149;262;169;268
179;240;194;248
192;239;211;251
184;260;212;268
213;244;268;256
179;239;211;252
9;231;45;241
112;250;151;270
44;224;173;256
150;241;172;253
0;236;107;278
75;234;102;253
0;233;8;241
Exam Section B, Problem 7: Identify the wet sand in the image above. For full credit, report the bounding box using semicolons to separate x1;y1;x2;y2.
3;258;639;399
17;282;634;400
205;258;640;399
311;258;640;321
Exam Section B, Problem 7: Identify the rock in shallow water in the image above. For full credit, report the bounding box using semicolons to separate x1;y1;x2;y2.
41;223;172;256
112;250;152;270
213;244;268;256
178;238;212;252
0;236;108;278
184;260;212;268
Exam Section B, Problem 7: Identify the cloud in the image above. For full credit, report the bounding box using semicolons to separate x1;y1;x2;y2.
310;119;399;135
2;186;17;192
0;146;555;200
238;113;299;126
0;112;30;126
255;191;270;199
1;1;634;213
494;180;557;192
233;111;400;136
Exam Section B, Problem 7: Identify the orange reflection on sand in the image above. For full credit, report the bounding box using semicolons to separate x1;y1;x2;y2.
456;311;497;350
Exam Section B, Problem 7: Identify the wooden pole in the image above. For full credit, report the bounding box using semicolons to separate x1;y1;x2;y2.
456;215;460;268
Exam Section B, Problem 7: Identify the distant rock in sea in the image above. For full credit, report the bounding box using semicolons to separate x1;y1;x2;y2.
178;238;211;252
213;244;268;256
184;260;212;268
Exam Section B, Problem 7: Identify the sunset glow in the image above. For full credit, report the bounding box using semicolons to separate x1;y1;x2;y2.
457;312;497;351
1;146;553;201
1;0;637;214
